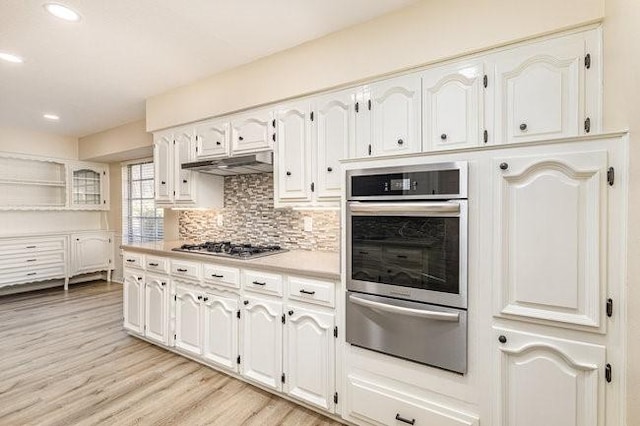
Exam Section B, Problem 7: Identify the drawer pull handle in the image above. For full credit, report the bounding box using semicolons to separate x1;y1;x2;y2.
197;295;203;300
161;282;166;286
137;277;142;281
148;262;159;267
396;255;408;259
395;414;415;425
26;259;37;262
359;251;369;255
26;245;36;249
27;272;37;276
177;268;188;272
252;281;266;286
299;289;316;295
203;297;209;302
211;274;224;278
126;259;136;263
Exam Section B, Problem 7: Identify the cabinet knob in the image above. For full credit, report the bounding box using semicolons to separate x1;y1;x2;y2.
197;295;203;300
440;133;447;140
76;238;80;241
161;181;166;185
519;123;527;131
397;139;404;145
161;282;166;286
286;171;291;176
137;277;142;281
498;335;507;344
288;310;294;316
216;141;221;145
499;162;509;171
243;300;249;305
238;136;244;141
182;179;188;183
327;167;333;172
203;297;209;302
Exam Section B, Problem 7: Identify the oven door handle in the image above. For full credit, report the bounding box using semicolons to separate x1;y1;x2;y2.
348;201;460;215
349;294;460;322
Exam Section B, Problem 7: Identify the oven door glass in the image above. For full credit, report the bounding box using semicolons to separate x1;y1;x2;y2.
351;214;460;294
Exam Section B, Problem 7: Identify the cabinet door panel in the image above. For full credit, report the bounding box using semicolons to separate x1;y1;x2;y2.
494;328;605;426
493;151;607;329
154;134;173;203
276;103;311;202
493;34;585;143
174;130;196;203
371;75;421;156
315;91;351;199
203;294;238;372
195;120;229;159
123;271;145;335
231;110;274;154
175;286;202;355
241;296;282;391
423;62;483;151
284;307;334;412
72;232;112;275
351;88;372;159
144;276;168;345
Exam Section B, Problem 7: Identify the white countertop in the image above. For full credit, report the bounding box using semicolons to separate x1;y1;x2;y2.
121;240;341;281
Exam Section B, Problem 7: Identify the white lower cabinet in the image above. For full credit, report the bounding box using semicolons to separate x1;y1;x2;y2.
123;269;145;335
144;274;169;345
345;374;479;426
174;283;203;356
240;295;283;391
284;305;335;412
203;292;239;373
493;327;605;426
70;231;114;276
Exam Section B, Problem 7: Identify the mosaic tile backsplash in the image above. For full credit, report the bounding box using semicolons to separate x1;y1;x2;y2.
178;173;340;252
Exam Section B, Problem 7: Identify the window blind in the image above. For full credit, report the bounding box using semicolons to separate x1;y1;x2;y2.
122;161;164;244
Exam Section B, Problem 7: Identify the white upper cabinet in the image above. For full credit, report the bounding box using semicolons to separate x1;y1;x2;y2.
231;109;274;155
489;29;600;144
369;74;422;156
174;128;196;203
284;306;335;412
314;90;352;200
493;150;608;330
202;292;239;373
68;163;109;210
275;102;312;203
422;61;485;151
123;269;145;335
175;284;203;356
494;327;605;426
144;274;169;345
241;295;283;391
153;132;174;204
194;119;230;160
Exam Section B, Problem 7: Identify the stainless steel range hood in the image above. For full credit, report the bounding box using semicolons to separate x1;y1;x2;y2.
181;152;273;176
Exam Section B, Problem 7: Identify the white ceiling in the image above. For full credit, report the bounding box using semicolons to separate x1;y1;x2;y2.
0;0;418;138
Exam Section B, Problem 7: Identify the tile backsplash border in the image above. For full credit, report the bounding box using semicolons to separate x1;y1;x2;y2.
178;173;340;252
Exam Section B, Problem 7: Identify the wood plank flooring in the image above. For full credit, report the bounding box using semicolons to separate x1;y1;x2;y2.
0;282;343;426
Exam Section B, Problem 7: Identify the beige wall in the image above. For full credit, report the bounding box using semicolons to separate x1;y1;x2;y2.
146;0;603;131
602;0;640;420
78;120;152;162
0;126;78;159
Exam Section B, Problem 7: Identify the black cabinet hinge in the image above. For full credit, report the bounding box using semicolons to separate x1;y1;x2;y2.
174;295;177;301
585;53;591;69
173;190;176;196
272;119;276;128
355;102;359;113
584;117;591;133
483;130;488;143
237;355;241;365
605;363;612;382
368;144;372;156
195;146;198;153
108;238;111;243
311;182;315;192
103;171;106;175
334;392;338;404
281;314;286;324
367;99;371;110
310;111;314;122
281;373;286;383
606;298;613;317
483;74;488;88
333;326;338;338
174;334;177;340
607;167;615;186
237;309;241;319
272;133;276;142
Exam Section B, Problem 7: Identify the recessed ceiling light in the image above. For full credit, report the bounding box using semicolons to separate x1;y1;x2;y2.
0;52;24;64
44;3;81;22
43;114;60;121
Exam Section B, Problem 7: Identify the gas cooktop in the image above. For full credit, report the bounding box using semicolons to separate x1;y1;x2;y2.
172;241;288;259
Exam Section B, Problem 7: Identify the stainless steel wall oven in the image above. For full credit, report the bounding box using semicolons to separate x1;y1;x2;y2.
345;162;468;373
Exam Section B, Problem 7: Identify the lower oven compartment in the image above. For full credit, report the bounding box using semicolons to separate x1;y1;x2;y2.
346;291;467;374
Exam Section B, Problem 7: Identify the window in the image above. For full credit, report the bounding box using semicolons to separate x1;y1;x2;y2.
122;161;164;243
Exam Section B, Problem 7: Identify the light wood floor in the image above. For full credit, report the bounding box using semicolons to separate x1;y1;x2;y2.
0;281;343;426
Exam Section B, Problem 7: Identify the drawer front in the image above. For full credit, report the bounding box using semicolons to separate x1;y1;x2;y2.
0;250;65;270
171;259;201;280
0;265;66;287
145;256;169;274
243;270;283;296
287;276;335;307
123;252;145;269
346;375;479;426
0;237;66;256
203;264;240;289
